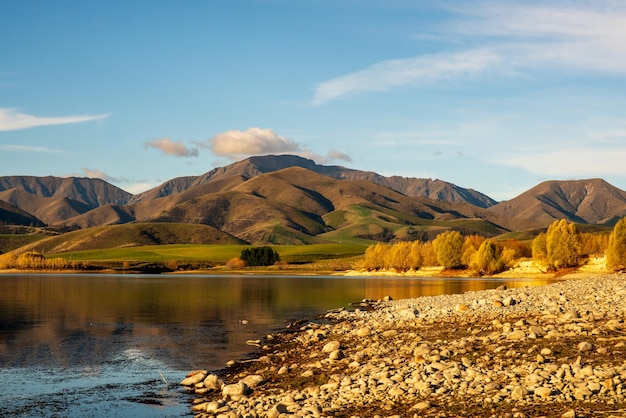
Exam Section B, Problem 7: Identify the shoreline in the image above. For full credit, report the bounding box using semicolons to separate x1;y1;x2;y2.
182;272;626;417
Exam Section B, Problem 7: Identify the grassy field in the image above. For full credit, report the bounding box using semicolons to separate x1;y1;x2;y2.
51;243;369;265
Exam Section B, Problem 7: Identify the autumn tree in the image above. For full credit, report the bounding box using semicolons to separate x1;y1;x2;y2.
545;219;580;269
607;218;626;271
532;232;548;265
461;235;485;267
470;239;505;275
432;230;464;269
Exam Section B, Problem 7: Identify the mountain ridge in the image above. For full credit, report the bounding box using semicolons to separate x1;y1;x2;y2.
0;155;625;245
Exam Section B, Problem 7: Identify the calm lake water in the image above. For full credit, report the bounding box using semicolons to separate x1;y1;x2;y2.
0;273;555;417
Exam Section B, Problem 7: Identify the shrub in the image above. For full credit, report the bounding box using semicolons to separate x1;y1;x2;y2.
226;257;247;269
607;218;626;271
432;230;464;269
240;246;281;267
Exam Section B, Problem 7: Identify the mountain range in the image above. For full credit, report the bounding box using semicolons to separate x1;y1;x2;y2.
1;154;625;245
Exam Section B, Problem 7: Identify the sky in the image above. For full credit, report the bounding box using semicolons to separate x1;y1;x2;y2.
1;0;626;201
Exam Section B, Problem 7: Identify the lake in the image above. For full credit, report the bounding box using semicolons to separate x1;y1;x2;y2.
0;273;555;417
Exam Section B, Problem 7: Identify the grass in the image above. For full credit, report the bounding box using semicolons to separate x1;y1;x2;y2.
51;243;369;264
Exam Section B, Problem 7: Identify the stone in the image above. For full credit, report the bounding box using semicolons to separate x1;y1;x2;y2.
356;327;371;337
455;303;469;312
203;373;224;391
322;340;341;353
534;386;551;399
222;382;249;397
502;296;515;306
413;401;431;411
578;341;593;352
561;410;576;418
329;349;344;361
511;385;528;400
239;374;263;389
528;325;546;337
507;329;526;340
180;369;207;386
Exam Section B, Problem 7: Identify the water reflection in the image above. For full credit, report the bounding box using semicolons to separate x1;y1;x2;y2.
0;273;554;416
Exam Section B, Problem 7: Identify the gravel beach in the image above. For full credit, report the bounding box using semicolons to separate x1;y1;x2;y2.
182;273;626;417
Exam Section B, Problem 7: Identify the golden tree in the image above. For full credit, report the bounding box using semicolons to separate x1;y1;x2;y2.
545;219;580;269
607;218;626;271
432;230;464;269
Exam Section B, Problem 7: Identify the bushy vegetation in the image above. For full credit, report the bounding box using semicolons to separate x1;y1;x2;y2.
0;251;80;270
607;217;626;271
240;246;281;266
360;218;620;275
361;232;526;275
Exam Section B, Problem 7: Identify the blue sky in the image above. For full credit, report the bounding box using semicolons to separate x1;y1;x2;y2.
1;0;625;201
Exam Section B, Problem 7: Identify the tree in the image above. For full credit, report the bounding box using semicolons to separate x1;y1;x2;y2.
240;246;281;266
532;232;547;265
607;217;626;271
432;230;464;269
545;219;580;269
469;239;505;275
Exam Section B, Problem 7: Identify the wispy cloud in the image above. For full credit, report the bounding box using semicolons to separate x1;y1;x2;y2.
494;145;626;178
312;1;626;104
0;144;64;153
312;48;502;105
145;137;199;158
81;167;126;183
0;108;110;131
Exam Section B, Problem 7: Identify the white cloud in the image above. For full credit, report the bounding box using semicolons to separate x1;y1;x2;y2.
209;127;301;159
0;108;110;131
206;127;354;165
145;137;199;158
312;1;626;104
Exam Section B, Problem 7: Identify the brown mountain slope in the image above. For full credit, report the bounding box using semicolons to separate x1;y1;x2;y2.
149;167;508;244
0;176;132;225
131;154;497;208
489;179;626;227
0;199;45;227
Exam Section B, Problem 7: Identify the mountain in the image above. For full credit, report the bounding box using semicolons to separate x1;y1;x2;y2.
489;179;626;227
0;199;45;227
1;156;626;247
145;166;507;244
0;176;132;226
130;155;497;208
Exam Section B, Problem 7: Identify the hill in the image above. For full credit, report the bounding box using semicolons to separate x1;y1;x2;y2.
1;156;626;249
490;179;626;227
0;176;131;225
130;155;497;208
14;223;245;255
0;199;45;227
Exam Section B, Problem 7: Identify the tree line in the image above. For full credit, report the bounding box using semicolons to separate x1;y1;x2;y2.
361;218;626;275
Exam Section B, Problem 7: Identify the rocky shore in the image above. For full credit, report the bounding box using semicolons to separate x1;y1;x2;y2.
182;273;626;417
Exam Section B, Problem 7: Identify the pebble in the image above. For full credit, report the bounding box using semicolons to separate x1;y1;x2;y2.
182;274;626;417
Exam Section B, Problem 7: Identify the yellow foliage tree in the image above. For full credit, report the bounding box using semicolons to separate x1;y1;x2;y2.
545;219;580;269
607;218;626;271
432;230;464;269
